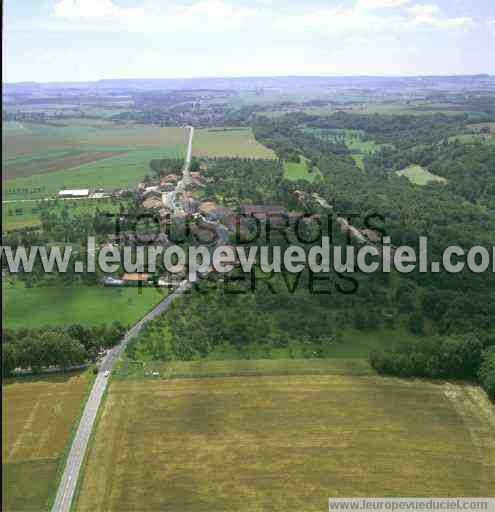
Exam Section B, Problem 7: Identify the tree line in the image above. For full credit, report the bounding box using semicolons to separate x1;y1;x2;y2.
2;322;126;376
370;334;495;400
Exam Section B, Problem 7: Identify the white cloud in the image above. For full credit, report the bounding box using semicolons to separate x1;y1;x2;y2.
274;1;475;36
53;0;141;20
356;0;411;10
486;18;495;36
407;3;440;17
51;0;256;32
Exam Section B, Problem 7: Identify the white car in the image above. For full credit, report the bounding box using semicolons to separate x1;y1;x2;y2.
104;370;110;377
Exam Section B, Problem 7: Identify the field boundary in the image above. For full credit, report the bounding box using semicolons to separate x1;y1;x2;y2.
114;357;375;381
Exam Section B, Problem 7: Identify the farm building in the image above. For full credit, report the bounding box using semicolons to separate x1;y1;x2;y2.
160;174;178;185
143;196;163;210
122;273;151;285
361;229;382;243
101;276;124;286
199;201;232;221
58;189;90;198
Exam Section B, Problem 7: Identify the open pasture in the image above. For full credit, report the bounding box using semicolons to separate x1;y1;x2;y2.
2;371;92;511
2;197;125;231
283;156;323;182
4;148;182;201
397;164;447;186
192;127;276;159
3;283;167;329
75;373;495;511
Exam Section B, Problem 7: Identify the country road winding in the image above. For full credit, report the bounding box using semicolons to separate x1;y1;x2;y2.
51;126;195;512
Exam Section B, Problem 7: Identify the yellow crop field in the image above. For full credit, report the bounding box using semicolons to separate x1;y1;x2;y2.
75;374;495;511
2;372;93;511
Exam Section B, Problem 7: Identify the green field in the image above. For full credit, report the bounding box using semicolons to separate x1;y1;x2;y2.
192;128;276;159
2;197;126;231
3;121;187;200
448;133;495;146
3;284;167;329
3;371;93;511
283;156;322;182
305;128;390;170
397;164;447;186
75;371;495;511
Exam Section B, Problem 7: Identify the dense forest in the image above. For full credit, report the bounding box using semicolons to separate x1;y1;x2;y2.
124;112;495;400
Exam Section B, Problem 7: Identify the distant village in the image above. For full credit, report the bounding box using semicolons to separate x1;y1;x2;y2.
54;158;382;290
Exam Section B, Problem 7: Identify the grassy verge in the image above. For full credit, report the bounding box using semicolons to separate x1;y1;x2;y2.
114;357;375;380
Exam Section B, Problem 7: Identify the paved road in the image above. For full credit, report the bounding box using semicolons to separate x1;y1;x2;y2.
51;281;191;512
185;125;194;169
52;126;196;512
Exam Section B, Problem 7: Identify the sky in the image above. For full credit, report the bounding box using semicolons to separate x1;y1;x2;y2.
3;0;495;82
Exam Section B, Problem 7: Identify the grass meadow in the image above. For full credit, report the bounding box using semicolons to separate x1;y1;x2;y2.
448;133;495;146
283;156;323;182
2;197;125;231
192;128;276;159
2;371;93;511
304;127;391;170
397;164;447;186
3;283;167;329
75;372;495;511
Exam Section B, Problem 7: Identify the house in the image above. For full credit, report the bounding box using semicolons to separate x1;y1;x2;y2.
89;192;109;199
361;229;382;243
143;196;163;210
144;185;160;193
191;177;206;189
241;204;287;217
122;273;151;285
135;232;169;246
142;188;161;199
162;191;175;209
159;182;175;192
160;174;178;185
240;204;289;226
58;189;89;198
101;276;124;286
199;201;232;221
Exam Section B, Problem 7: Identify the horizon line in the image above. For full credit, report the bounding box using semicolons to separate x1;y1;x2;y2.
4;73;495;86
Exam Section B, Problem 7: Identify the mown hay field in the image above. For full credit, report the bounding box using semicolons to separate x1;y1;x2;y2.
75;373;495;511
192;128;276;159
2;371;93;511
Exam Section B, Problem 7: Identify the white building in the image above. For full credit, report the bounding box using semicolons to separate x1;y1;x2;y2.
58;189;89;198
